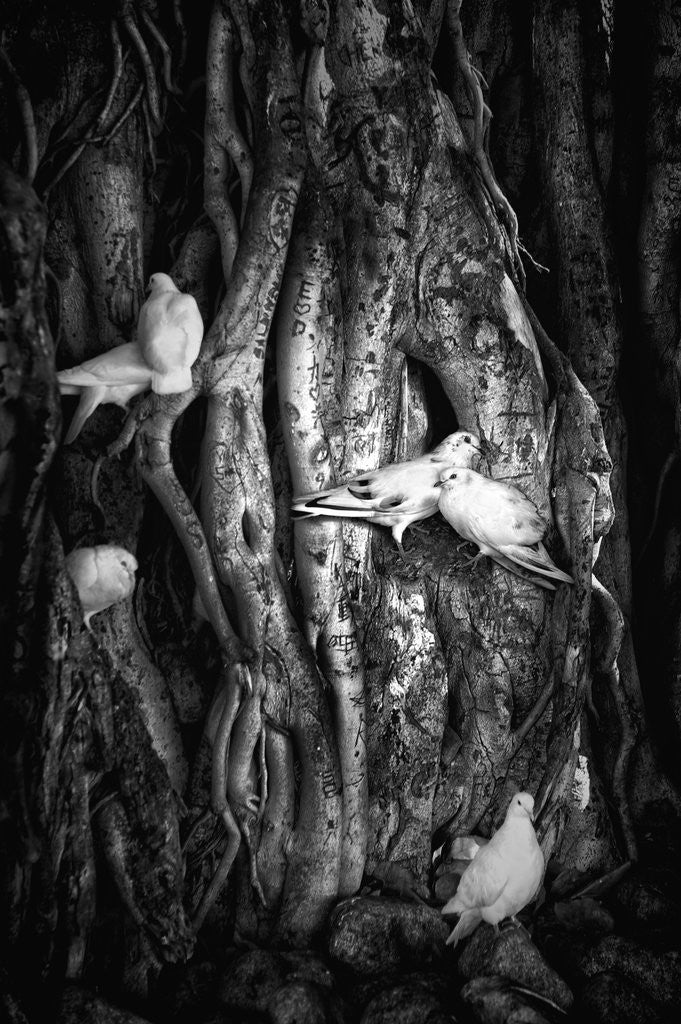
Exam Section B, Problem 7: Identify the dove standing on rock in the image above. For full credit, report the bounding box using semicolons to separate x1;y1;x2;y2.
57;344;153;443
436;467;573;589
64;545;138;628
441;792;544;948
136;272;203;394
291;431;483;557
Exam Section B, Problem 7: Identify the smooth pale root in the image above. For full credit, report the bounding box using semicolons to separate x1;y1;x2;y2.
290;430;482;552
441;791;544;947
137;272;203;395
437;466;573;589
64;545;138;627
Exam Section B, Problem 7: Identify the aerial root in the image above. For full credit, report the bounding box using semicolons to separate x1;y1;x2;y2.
121;12;162;129
590;576;637;860
140;9;182;95
446;0;523;283
0;45;38;184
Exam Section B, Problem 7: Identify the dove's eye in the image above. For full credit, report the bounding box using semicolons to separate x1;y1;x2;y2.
449;472;457;480
463;435;471;443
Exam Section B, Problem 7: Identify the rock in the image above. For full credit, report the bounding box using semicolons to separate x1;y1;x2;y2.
458;925;573;1011
218;949;290;1015
281;952;336;992
327;896;449;978
577;970;669;1024
160;959;220;1021
359;975;451;1024
460;976;555;1024
610;869;681;935
434;870;462;902
267;980;340;1024
57;987;152;1024
580;935;681;1010
553;897;615;935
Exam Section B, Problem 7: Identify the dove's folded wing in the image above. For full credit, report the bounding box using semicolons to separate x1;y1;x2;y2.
57;343;151;389
464;479;547;549
443;845;509;913
293;459;439;518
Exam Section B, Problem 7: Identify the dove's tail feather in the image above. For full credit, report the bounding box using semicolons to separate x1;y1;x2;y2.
445;909;483;947
64;389;104;444
489;552;557;591
151;367;193;394
291;488;382;518
496;541;573;585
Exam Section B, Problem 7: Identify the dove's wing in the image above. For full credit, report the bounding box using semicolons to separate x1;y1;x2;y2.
458;477;547;549
292;455;441;520
57;343;151;389
64;549;99;593
445;842;510;913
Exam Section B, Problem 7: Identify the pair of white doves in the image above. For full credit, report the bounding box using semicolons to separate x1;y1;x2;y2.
292;431;573;590
57;273;203;442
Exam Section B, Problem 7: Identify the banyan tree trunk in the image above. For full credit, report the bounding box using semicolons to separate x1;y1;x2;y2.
0;0;678;1012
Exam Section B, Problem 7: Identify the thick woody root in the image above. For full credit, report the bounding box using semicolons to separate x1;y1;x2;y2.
276;183;368;896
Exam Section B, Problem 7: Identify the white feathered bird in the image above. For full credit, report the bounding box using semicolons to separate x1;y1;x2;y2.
57;344;152;443
136;272;203;394
64;545;138;628
436;467;573;589
441;791;544;948
291;430;483;556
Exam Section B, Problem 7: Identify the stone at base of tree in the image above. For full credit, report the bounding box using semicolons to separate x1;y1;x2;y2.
218;949;340;1020
457;925;573;1011
267;979;342;1024
57;986;153;1024
327;896;450;979
552;897;616;935
359;974;452;1024
459;975;557;1024
576;970;671;1024
579;935;681;1010
609;867;681;936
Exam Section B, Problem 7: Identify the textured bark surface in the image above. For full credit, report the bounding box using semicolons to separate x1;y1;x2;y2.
1;0;680;1019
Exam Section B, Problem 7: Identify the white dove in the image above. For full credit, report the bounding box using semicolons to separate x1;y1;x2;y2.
436;467;573;589
291;430;483;556
136;272;203;394
64;545;138;628
441;791;544;948
57;344;152;443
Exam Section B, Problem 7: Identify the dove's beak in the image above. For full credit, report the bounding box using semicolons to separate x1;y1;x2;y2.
434;479;445;488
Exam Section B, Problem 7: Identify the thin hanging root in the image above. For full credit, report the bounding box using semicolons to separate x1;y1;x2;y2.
204;2;240;282
191;675;242;929
256;721;268;823
0;46;38;184
219;5;254;220
142;98;157;173
121;12;162;130
235;807;267;907
511;670;555;752
591;576;638;860
140;10;181;95
397;357;409;461
173;0;188;73
446;0;522;279
191;803;241;930
91;81;145;146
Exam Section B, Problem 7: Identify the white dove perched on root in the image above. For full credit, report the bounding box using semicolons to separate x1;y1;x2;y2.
291;430;483;557
136;272;203;394
436;467;573;590
56;273;203;440
64;545;138;628
441;792;544;948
